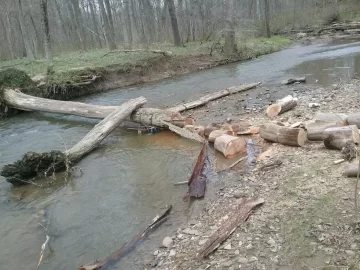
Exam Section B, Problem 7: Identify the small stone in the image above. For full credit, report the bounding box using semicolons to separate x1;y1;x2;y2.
169;249;176;256
267;238;276;247
234;191;243;198
223;260;233;267
324;247;334;254
223;243;232;250
183;228;200;236
162;237;173;248
199;239;207;246
345;250;355;256
234;250;240;255
246;243;253;250
238;257;248;264
293;111;302;117
154;250;159;256
249;256;258;263
227;117;232;123
151;259;159;268
351;243;358;249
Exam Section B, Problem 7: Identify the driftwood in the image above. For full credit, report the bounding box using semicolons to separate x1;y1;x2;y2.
306;121;346;141
1;97;146;186
2;89;192;128
162;121;205;143
259;123;307;147
208;130;234;143
217;156;248;173
79;205;172;270
183;142;209;201
315;112;348;123
197;197;264;258
266;95;298;117
168;82;261;112
214;135;247;158
323;125;360;150
281;77;306;85
102;49;173;57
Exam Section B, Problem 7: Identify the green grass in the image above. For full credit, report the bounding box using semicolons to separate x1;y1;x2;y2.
0;37;290;86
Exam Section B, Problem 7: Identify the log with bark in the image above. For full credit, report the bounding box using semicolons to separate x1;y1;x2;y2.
314;112;348;123
79;205;172;270
306;121;346;141
2;89;192;128
266;95;298;117
281;77;306;85
259;123;307;147
183;142;209;201
197;197;264;258
208;130;234;143
345;163;360;177
1;97;147;186
323;125;360;150
214;135;247;158
317;22;360;34
168;82;261;112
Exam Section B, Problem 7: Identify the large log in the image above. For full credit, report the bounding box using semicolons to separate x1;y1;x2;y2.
347;113;360;128
266;95;298;117
214;134;246;158
2;89;191;127
345;163;360;177
208;130;234;143
306;121;346;141
197;197;264;258
323;125;360;150
168;82;261;112
315;112;348;123
1;97;147;186
259;123;307;147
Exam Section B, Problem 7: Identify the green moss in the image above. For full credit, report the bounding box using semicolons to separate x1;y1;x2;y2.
0;68;34;90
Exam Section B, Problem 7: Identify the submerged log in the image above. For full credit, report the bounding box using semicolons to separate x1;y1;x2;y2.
197;197;264;259
1;97;147;185
183;142;209;201
306;121;346;141
315;112;348;123
259;123;307;147
323;125;360;150
168;82;261;112
266;95;298;117
2;89;191;128
214;135;246;158
79;205;172;270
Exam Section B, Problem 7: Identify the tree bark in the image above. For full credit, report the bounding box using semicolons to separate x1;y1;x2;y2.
214;135;247;158
40;0;53;73
266;95;298;118
323;125;360;150
17;0;35;61
167;0;182;46
264;0;271;38
306;121;346;141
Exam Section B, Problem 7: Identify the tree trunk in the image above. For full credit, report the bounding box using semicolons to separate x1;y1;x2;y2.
4;12;15;59
264;0;271;38
346;113;360;128
259;124;307;147
40;0;53;73
223;0;236;54
17;0;35;61
70;0;87;51
323;125;360;150
315;112;348;123
124;0;133;48
306;121;346;141
99;0;117;50
89;0;103;47
266;95;298;117
167;0;182;46
104;0;115;37
214;135;246;158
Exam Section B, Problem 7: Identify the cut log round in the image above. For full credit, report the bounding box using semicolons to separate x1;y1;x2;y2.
306;121;346;141
315;112;348;123
347;113;360;128
2;89;191;128
259;123;307;147
323;125;360;150
345;163;360;177
208;130;234;143
266;95;298;118
214;135;246;158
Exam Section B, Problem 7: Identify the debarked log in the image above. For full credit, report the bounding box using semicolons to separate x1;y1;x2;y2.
2;89;192;127
1;97;147;186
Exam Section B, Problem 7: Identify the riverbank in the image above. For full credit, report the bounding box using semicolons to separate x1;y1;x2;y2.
0;37;289;118
148;80;360;269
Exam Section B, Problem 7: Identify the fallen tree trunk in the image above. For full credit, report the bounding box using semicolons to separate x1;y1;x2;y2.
259;123;307;147
315;112;348;123
102;49;173;57
2;89;191;128
214;135;247;158
347;113;360;128
1;97;147;186
266;95;298;117
318;23;360;34
79;205;172;270
183;142;209;201
197;197;264;258
168;82;261;112
323;125;360;150
306;121;346;141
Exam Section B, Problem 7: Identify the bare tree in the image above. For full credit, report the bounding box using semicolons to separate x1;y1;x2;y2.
264;0;271;38
124;0;133;48
17;0;35;61
167;0;182;46
40;0;53;73
99;0;116;50
223;0;236;53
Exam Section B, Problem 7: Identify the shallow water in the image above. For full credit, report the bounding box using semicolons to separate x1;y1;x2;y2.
1;39;360;269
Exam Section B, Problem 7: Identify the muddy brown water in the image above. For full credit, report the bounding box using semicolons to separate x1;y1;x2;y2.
1;40;360;270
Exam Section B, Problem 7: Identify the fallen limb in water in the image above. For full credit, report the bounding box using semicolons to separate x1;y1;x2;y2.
197;197;264;258
2;89;192;128
79;205;172;270
1;97;147;186
168;82;261;112
183;142;209;201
